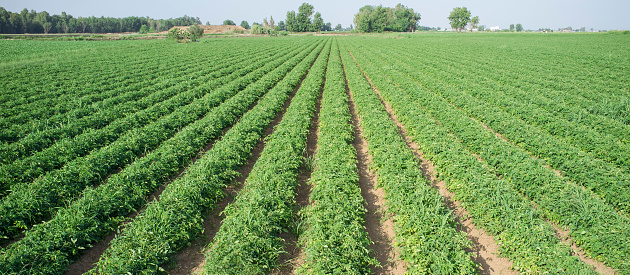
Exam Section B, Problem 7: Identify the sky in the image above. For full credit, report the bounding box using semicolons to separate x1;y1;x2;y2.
1;0;629;31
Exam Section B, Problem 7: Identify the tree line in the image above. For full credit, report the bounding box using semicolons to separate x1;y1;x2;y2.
353;4;421;33
0;7;200;34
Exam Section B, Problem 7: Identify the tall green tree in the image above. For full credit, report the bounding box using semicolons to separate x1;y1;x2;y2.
223;19;235;25
470;16;479;31
297;2;314;32
510;24;515;31
354;4;420;33
516;23;523;32
240;20;249;29
448;7;471;32
286;10;297;32
312;12;323;32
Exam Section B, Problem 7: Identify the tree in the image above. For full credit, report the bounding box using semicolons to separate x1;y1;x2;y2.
478;25;485;31
312;12;323;32
510;24;515;31
269;16;275;29
240;20;250;29
297;3;314;32
263;18;269;29
390;4;420;32
223;19;235;25
516;23;523;32
188;24;204;40
286;11;297;32
277;21;286;31
447;7;470;32
470;16;479;31
139;24;148;34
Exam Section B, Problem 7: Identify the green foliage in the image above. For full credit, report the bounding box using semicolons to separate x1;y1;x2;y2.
297;2;314;32
92;40;322;275
470;15;479;30
344;34;630;273
0;38;319;275
298;41;378;274
312;12;323;32
510;23;515;31
516;23;523;32
188;24;204;40
223;19;236;25
448;6;471;32
285;11;297;32
240;20;250;29
203;39;332;274
0;7;200;34
354;4;420;33
138;24;148;34
340;39;477;274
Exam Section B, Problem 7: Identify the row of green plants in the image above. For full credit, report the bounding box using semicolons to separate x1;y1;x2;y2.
410;36;630;126
362;39;630;215
203;38;331;274
391;40;630;171
0;50;157;117
0;39;263;133
0;40;156;97
346;39;630;272
0;45;174;129
297;41;377;274
0;41;308;241
0;46;272;195
0;52;230;165
344;40;596;273
339;42;477;274
0;49;224;144
406;41;630;147
0;38;323;275
91;38;325;275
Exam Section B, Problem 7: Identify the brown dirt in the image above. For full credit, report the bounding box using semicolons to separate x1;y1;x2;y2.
346;49;516;274
341;55;405;274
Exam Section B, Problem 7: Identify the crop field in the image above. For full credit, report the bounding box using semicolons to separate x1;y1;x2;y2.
0;33;629;274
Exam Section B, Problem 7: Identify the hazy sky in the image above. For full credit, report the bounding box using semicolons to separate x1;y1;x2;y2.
1;0;628;31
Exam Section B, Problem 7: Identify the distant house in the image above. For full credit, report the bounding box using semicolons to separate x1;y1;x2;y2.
490;26;500;31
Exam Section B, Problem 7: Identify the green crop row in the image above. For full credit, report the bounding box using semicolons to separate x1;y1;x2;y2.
297;41;377;274
387;40;630;172
0;46;274;196
203;38;331;274
0;38;322;275
346;39;630;273
0;46;176;127
339;41;477;274
0;46;258;164
358;39;630;215
395;40;630;147
0;44;254;144
346;41;596;273
0;41;307;241
0;51;157;118
91;38;325;275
